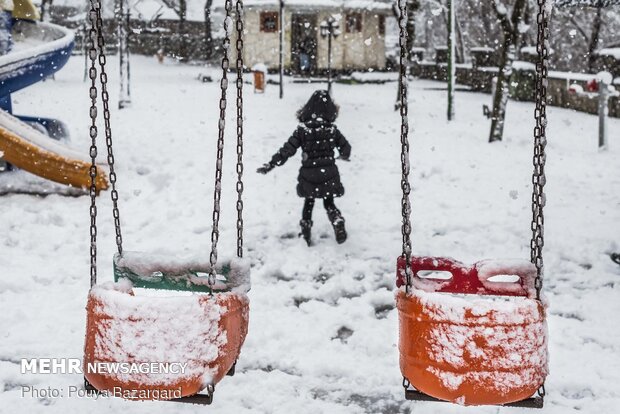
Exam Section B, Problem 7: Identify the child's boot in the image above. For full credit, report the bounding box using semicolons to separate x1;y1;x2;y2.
326;208;347;244
299;219;313;246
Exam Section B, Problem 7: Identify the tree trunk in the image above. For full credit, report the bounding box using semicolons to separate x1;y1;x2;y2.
178;0;188;61
479;0;494;45
406;0;420;60
488;0;528;143
587;8;602;72
204;0;214;60
40;0;52;21
455;12;465;63
489;39;515;142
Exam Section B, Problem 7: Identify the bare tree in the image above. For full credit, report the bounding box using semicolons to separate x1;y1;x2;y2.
586;9;604;71
563;8;604;72
40;0;52;21
161;0;188;61
488;0;529;142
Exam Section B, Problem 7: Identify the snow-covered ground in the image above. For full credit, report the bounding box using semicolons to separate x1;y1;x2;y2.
0;54;619;413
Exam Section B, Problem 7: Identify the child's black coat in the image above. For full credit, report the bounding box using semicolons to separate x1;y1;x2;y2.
270;119;351;198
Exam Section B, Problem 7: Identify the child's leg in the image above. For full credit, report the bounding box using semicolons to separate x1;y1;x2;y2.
302;198;315;221
299;198;314;246
323;197;347;244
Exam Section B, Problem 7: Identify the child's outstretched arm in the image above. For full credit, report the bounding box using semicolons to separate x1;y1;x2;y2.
257;127;302;174
334;127;351;161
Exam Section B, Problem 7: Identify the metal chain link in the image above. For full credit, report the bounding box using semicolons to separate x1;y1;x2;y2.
87;4;100;288
208;0;233;290
92;0;124;256
235;0;244;259
402;377;410;390
397;0;413;292
531;0;549;301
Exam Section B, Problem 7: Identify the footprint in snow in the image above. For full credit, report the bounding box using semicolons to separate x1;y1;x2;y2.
332;326;354;343
374;303;394;319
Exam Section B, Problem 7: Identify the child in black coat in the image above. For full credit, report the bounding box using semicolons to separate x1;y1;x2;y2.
258;90;351;245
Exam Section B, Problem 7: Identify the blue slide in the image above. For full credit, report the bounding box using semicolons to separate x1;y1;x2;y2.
0;19;74;138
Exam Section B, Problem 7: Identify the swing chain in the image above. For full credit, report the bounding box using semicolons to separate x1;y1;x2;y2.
402;377;410;390
93;0;124;257
397;0;413;291
87;4;99;288
86;0;124;288
537;384;546;397
235;0;245;259
209;0;234;289
531;0;549;301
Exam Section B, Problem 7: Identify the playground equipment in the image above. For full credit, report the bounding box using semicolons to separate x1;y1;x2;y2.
568;72;618;150
0;19;110;190
0;20;72;112
252;63;266;93
116;0;131;109
82;0;249;404
0;110;109;190
394;0;550;407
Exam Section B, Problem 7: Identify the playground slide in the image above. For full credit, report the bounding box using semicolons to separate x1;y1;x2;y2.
0;109;109;191
0;21;74;104
0;20;109;191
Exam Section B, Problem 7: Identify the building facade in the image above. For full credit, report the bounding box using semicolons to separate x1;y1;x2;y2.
231;0;391;73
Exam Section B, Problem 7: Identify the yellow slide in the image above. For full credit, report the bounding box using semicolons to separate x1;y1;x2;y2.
0;110;109;192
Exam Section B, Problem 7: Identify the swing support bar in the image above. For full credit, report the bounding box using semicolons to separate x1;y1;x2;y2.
404;387;544;409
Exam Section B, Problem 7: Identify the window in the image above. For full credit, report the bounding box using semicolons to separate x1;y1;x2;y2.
260;12;279;33
345;13;362;33
378;14;385;36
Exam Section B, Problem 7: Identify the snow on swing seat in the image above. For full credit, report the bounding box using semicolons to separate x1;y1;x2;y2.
113;252;251;293
83;261;250;400
396;256;548;406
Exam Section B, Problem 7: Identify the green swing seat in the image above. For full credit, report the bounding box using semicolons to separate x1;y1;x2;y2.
113;251;251;293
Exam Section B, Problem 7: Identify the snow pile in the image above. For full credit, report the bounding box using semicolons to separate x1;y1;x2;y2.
251;63;268;74
513;60;536;71
87;280;228;387
406;286;545;325
0;169;87;196
597;48;620;60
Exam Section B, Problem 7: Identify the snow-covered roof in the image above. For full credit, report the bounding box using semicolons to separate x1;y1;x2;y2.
130;0;180;21
227;0;392;11
597;48;620;60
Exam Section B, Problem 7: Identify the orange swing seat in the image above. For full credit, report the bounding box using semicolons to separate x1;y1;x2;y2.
83;279;249;401
396;256;548;406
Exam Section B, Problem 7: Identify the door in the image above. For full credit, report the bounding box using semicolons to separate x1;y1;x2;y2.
291;14;318;75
